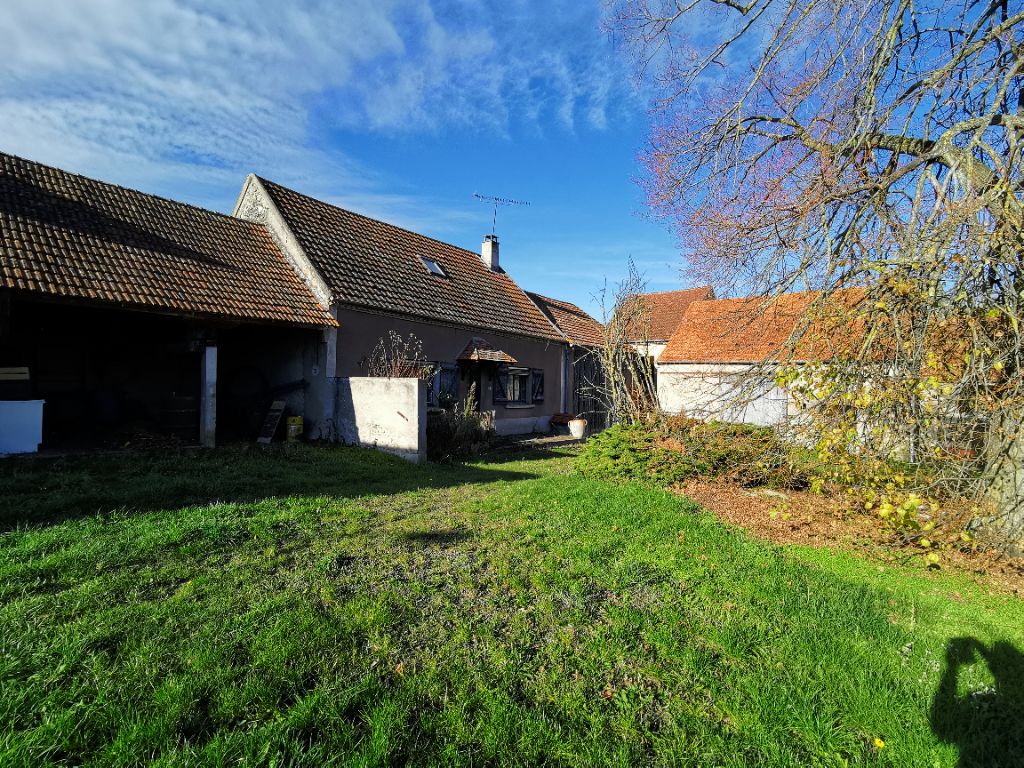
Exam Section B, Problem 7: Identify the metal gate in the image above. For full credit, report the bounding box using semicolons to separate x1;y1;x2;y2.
572;348;608;430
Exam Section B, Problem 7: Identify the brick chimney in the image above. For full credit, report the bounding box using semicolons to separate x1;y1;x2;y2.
481;234;499;271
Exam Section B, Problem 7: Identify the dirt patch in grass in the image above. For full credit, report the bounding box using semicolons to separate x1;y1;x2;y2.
675;477;1024;596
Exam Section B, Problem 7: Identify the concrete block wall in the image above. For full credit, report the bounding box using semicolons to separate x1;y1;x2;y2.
335;377;427;463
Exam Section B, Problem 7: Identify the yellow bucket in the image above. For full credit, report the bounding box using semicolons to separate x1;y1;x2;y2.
285;416;304;443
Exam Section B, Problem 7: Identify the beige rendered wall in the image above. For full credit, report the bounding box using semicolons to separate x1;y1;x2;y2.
332;307;567;434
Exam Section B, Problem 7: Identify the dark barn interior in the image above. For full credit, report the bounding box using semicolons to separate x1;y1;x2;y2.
1;296;206;448
0;295;318;449
216;323;319;442
0;151;335;453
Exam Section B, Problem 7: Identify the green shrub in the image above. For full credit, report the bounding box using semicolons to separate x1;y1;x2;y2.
576;419;980;559
575;422;697;486
576;418;817;489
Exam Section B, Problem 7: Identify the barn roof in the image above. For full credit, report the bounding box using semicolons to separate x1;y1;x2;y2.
623;286;715;342
0;152;335;327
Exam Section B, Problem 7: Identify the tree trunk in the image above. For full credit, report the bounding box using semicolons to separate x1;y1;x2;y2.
980;411;1024;554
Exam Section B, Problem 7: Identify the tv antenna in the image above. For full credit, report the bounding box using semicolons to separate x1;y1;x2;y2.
473;193;530;236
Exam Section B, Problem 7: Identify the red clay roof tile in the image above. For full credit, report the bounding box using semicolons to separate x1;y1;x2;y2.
256;178;564;342
624;286;715;341
0;152;334;327
658;289;866;364
457;337;518;363
526;292;604;347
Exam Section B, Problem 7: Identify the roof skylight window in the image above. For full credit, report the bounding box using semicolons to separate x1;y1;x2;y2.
419;255;448;277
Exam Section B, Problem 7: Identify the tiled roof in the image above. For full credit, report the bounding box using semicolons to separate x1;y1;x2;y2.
0;152;335;327
457;337;517;363
625;286;715;341
256;178;564;341
658;289;866;364
526;292;604;347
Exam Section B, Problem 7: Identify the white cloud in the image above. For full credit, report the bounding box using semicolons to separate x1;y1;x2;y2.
0;0;636;222
328;1;635;136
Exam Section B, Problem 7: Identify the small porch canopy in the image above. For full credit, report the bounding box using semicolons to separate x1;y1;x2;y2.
457;337;517;364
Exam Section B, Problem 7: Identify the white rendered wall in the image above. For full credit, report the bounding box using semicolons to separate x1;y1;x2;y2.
633;341;667;360
657;362;793;427
335;377;427;463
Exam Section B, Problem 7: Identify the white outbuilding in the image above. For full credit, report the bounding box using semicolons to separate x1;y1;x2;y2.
656;290;862;427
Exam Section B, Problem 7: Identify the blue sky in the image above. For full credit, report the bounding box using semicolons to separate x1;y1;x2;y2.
1;0;693;317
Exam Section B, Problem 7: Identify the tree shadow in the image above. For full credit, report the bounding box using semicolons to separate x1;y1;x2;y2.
401;529;472;546
469;445;580;465
0;444;542;532
931;637;1024;767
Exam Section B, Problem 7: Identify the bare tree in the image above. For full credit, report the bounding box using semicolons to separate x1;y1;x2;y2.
589;260;661;424
609;0;1024;548
366;331;434;380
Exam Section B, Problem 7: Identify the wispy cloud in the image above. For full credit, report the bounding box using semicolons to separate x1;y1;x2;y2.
336;1;635;136
0;0;636;221
2;0;405;205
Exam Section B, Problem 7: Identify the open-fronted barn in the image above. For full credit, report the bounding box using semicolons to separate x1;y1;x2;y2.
0;152;335;451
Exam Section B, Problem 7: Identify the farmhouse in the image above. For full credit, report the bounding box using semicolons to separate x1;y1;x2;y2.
0;151;604;455
232;175;604;441
656;289;862;426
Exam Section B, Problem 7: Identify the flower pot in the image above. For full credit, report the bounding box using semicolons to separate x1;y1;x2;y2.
568;418;588;439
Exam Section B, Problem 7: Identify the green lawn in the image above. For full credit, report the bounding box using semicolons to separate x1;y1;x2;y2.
0;444;1021;767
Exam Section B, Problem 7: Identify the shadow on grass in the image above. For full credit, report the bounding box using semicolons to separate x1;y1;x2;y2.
401;528;472;547
0;443;544;532
467;445;580;465
931;637;1024;767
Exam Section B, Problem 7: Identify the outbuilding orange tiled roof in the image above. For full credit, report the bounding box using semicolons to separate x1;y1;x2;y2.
624;286;715;341
658;289;866;364
255;178;564;342
0;152;335;327
526;292;604;347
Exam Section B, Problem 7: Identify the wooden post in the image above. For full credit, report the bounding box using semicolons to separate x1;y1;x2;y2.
200;343;217;448
561;346;570;413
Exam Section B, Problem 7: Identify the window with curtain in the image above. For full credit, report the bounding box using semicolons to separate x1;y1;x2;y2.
493;366;544;406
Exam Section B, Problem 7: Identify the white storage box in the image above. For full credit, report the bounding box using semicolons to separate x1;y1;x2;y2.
0;400;45;455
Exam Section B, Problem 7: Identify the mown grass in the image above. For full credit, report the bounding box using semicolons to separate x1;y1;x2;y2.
0;444;1021;766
